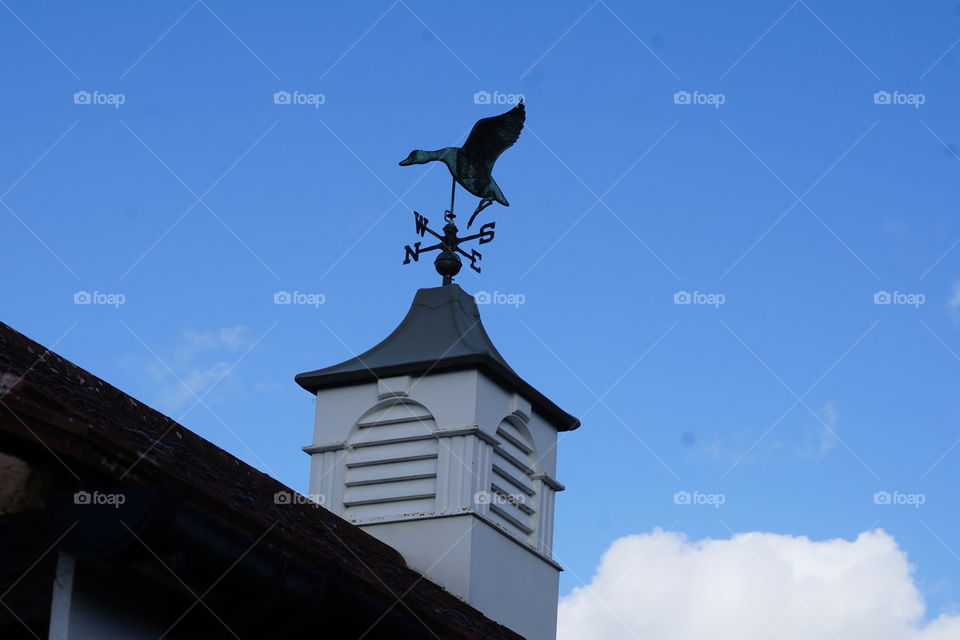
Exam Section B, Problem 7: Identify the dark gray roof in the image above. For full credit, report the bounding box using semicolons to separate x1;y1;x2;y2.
0;320;525;639
295;284;580;431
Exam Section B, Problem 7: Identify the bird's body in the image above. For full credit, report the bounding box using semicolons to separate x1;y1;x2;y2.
409;147;508;204
400;102;525;226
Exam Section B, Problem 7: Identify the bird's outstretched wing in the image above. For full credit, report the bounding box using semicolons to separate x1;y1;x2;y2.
461;101;525;169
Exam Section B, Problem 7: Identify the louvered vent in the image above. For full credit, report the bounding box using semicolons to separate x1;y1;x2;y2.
488;418;537;543
343;401;438;522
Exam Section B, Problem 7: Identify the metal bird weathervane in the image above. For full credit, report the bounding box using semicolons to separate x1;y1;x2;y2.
399;101;525;285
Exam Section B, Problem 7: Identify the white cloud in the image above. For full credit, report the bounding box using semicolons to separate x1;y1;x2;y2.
179;326;251;355
159;361;232;410
800;401;839;456
558;528;960;640
817;402;839;453
949;282;960;319
122;326;254;412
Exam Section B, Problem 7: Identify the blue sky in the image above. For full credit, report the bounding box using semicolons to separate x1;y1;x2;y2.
3;0;960;625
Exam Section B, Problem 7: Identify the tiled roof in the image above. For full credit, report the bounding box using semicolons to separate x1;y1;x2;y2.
0;321;523;639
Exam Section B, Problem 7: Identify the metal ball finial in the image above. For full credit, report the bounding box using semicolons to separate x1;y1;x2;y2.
434;250;462;286
435;221;463;285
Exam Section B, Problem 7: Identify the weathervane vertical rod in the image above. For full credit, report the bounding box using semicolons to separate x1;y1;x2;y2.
448;177;456;221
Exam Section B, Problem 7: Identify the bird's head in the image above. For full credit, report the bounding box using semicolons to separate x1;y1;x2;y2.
398;150;427;166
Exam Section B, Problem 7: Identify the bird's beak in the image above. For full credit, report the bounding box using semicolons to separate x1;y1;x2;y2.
398;157;412;166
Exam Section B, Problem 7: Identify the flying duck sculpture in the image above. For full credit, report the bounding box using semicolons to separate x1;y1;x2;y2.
399;101;525;227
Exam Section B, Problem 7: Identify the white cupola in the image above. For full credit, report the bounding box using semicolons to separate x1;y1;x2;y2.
296;284;579;640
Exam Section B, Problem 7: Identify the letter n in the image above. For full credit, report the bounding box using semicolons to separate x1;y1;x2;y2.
403;243;421;264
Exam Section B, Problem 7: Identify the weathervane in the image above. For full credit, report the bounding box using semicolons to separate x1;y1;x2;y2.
399;101;525;285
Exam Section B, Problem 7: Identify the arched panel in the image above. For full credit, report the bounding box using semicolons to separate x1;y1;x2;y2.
488;416;538;544
342;400;439;522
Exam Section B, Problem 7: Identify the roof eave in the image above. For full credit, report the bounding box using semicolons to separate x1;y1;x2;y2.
295;354;581;432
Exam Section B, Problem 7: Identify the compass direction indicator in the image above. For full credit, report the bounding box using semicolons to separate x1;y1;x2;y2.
403;211;495;285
